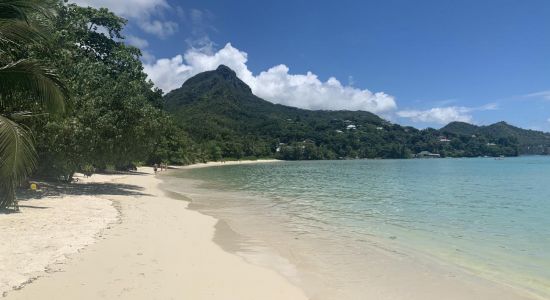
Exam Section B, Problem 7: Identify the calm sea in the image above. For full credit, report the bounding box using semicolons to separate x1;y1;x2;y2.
163;157;550;299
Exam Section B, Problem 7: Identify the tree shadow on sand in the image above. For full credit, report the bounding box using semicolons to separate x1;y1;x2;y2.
1;173;153;215
20;181;151;199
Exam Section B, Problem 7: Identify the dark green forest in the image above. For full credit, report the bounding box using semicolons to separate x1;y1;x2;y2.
1;1;549;209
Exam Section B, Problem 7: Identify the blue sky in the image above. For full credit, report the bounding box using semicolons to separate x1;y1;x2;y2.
72;0;550;131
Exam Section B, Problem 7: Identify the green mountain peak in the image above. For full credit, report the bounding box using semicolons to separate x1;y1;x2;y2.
164;66;549;159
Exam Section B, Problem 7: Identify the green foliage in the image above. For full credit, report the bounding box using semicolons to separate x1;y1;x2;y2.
0;0;67;209
164;65;523;161
442;121;549;155
81;163;95;177
0;116;36;209
25;2;194;179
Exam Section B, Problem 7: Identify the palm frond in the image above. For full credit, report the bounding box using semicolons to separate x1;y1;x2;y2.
9;111;44;120
0;0;55;21
0;59;68;114
0;19;47;46
0;0;55;49
0;19;45;47
0;115;36;209
0;3;29;22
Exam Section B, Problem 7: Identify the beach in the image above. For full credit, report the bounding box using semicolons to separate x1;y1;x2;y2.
0;160;306;299
163;159;547;300
1;159;546;300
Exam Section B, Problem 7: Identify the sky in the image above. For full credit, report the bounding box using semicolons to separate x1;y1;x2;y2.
70;0;550;131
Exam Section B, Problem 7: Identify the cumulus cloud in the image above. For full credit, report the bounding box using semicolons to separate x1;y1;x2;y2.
68;0;178;38
397;103;498;124
144;43;396;113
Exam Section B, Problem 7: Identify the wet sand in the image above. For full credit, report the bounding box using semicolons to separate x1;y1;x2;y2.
1;163;306;300
163;162;544;300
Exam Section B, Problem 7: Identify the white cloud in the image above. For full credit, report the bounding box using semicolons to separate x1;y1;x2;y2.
524;90;550;100
144;43;397;113
126;35;149;48
397;103;498;125
141;50;156;64
479;102;499;110
138;20;178;38
68;0;178;38
397;107;474;124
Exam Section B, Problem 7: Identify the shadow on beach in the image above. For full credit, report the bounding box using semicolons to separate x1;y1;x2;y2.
1;181;148;215
16;175;150;200
1;171;152;215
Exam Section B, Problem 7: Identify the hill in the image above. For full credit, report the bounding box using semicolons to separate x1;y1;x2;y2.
164;65;524;160
442;121;550;154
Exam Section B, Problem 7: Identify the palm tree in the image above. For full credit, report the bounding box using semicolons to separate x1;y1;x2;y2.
0;0;67;210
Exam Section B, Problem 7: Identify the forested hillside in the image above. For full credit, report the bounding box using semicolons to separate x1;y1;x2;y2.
441;122;550;154
164;66;521;160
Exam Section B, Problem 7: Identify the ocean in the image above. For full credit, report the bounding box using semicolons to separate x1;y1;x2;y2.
162;156;550;299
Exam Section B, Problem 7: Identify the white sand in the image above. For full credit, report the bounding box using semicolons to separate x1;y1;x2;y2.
0;176;121;296
1;163;307;299
174;159;282;170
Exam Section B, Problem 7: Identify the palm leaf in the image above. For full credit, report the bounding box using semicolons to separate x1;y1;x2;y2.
0;0;55;50
0;115;36;209
0;0;54;21
0;2;29;22
0;19;45;48
0;59;68;114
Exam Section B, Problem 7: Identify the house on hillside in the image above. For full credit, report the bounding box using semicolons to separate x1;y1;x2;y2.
346;124;357;130
414;151;441;158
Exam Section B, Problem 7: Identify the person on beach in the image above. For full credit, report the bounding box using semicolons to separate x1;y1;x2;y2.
154;163;158;174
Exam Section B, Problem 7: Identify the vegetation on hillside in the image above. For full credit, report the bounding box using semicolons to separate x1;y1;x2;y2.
164;66;522;161
441;121;550;154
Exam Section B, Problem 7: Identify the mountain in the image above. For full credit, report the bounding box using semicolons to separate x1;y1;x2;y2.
164;65;528;160
442;121;550;154
439;121;479;136
164;65;385;132
164;65;395;159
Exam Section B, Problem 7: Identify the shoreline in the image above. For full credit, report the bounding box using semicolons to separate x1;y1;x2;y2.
1;161;307;299
1;159;546;299
172;159;282;169
163;161;545;300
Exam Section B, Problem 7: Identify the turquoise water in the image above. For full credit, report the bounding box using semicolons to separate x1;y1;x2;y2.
167;157;550;298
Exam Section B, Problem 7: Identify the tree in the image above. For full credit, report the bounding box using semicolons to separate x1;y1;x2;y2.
0;0;67;209
29;3;184;178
